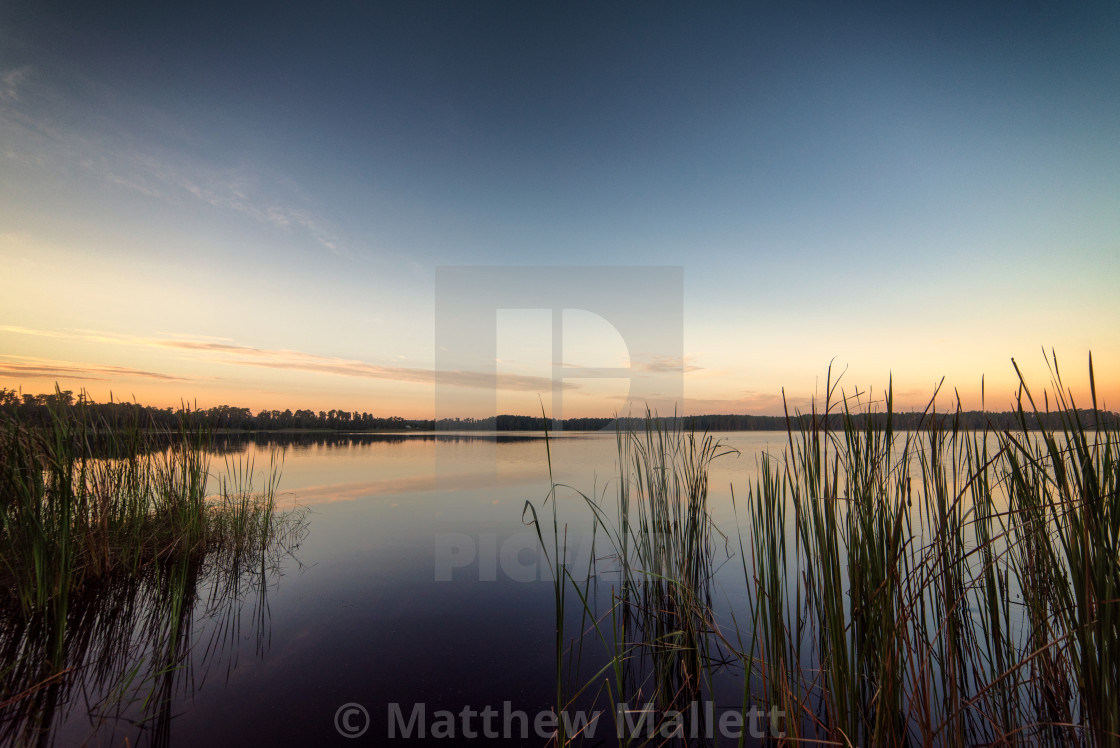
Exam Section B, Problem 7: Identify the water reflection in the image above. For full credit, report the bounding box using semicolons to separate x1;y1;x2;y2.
208;431;558;453
0;520;306;747
1;431;776;746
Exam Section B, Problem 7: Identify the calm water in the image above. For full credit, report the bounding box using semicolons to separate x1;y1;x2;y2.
37;430;783;746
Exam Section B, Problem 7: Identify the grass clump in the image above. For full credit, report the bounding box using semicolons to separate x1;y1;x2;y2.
532;353;1119;747
0;389;305;745
0;391;290;614
526;411;738;742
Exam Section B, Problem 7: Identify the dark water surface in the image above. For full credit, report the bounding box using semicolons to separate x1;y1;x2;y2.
12;431;784;747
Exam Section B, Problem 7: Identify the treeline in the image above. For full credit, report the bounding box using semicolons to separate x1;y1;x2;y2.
0;389;429;432
453;411;1120;432
2;389;1116;433
435;415;615;431
680;410;1120;432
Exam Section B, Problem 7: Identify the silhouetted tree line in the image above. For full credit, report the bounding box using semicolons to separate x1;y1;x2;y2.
433;415;616;430
2;388;1115;433
682;410;1120;432
0;389;435;432
384;410;1120;432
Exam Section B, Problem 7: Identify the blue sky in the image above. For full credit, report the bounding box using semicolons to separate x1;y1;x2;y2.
2;1;1118;416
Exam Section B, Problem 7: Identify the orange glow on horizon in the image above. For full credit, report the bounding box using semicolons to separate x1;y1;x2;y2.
4;362;1118;420
3;322;1117;420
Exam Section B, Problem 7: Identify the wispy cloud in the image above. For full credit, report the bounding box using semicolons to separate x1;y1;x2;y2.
0;355;190;382
155;338;572;392
0;71;343;255
0;66;32;103
557;354;703;374
633;354;704;374
178;171;342;254
0;326;153;346
0;326;573;393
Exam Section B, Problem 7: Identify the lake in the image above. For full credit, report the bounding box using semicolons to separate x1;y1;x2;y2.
34;430;785;747
8;420;1112;747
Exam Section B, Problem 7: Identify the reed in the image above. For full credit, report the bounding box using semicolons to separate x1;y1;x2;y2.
526;410;737;742
535;354;1119;747
743;356;1119;745
0;389;306;744
609;413;733;716
0;390;292;615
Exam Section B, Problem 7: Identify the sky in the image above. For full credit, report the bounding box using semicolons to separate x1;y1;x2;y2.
1;0;1118;418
